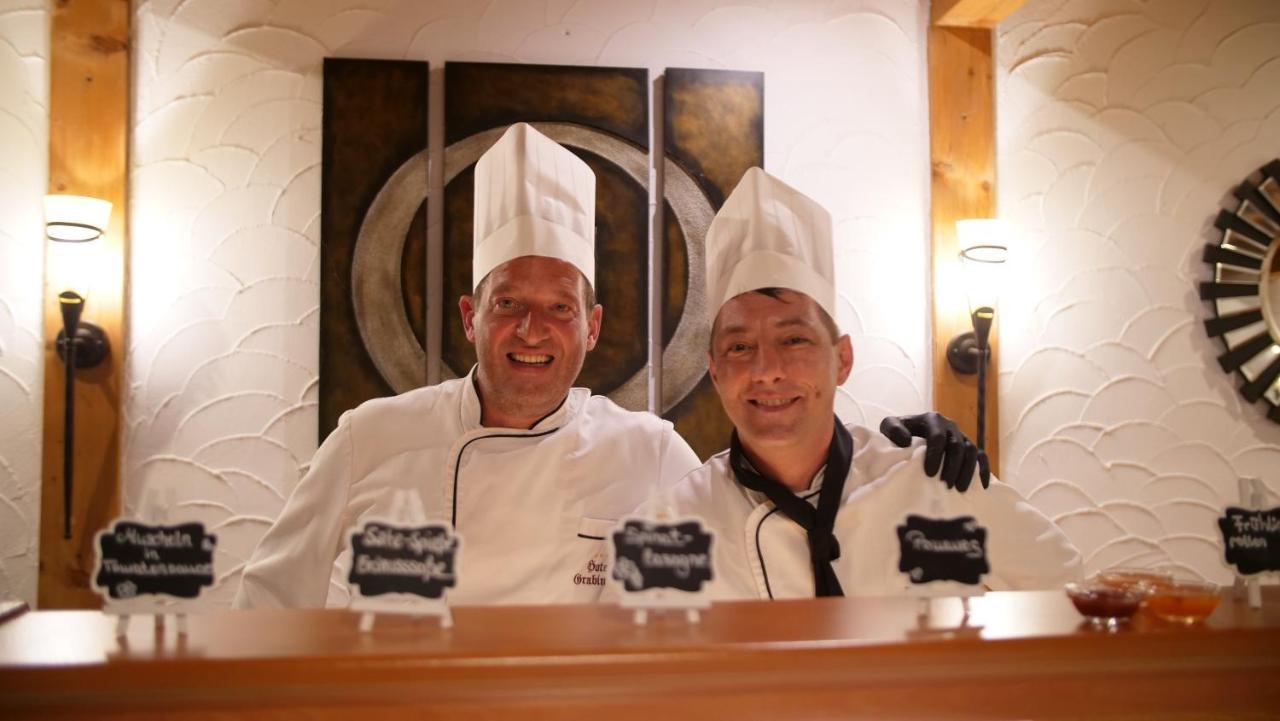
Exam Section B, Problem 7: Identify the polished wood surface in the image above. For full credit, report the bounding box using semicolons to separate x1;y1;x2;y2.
39;0;129;609
928;21;1001;473
932;0;1028;28
2;590;1278;720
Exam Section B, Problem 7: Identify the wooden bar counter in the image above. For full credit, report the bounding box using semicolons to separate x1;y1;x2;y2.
2;590;1279;720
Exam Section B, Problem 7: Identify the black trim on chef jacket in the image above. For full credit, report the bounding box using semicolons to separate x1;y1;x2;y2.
754;488;822;599
450;428;559;526
452;389;568;527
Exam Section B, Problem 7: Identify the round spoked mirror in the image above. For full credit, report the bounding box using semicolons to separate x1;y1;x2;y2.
1200;159;1280;423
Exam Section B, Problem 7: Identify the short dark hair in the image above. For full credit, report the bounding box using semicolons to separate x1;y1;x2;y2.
472;268;595;309
751;287;840;342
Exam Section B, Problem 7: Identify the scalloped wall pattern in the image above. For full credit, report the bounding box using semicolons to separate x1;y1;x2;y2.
127;0;933;607
0;1;47;607
997;0;1280;583
7;0;1275;606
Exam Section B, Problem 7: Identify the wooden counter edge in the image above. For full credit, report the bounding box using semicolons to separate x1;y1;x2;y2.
3;620;1279;719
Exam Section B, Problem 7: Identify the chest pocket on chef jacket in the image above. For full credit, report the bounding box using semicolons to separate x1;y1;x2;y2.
577;516;615;541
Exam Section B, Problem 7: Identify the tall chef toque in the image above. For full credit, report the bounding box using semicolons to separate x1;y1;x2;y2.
704;167;836;324
472;123;597;289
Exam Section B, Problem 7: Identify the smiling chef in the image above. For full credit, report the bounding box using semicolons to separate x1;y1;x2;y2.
235;125;984;608
635;168;1083;600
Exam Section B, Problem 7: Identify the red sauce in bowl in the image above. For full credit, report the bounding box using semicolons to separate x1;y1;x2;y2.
1065;583;1143;623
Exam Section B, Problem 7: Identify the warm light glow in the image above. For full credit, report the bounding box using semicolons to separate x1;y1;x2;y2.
956;218;1010;263
956;218;1010;315
44;195;112;297
46;225;105;297
44;194;112;242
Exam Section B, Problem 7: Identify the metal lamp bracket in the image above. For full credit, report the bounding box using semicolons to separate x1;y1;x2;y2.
56;322;109;368
946;332;986;375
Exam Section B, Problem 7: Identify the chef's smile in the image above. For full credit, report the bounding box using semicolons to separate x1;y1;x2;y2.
749;395;800;410
509;352;554;367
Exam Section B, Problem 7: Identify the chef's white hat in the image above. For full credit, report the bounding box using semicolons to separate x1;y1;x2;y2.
473;123;596;289
704;167;836;324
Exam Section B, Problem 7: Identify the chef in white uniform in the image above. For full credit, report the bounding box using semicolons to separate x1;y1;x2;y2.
235;124;702;607
637;168;1082;600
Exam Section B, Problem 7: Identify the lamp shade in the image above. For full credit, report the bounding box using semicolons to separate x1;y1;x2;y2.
44;194;112;242
955;218;1009;314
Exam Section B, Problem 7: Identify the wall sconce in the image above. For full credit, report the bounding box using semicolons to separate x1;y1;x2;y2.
45;194;112;539
945;218;1009;450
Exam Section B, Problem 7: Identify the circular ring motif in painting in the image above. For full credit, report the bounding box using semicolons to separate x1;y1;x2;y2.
352;122;715;414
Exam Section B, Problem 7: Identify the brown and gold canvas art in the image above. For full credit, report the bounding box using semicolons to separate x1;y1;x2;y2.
319;60;764;459
661;68;765;459
320;58;428;439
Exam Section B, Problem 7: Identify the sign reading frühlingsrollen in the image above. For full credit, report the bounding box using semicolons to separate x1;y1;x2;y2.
1219;505;1280;576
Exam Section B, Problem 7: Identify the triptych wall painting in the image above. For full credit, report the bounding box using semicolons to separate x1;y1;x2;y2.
320;59;763;459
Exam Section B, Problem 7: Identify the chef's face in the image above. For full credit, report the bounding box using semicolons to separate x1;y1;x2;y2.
460;255;602;426
708;289;852;449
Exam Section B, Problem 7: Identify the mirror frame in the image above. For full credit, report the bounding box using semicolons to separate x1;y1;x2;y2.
1199;158;1280;424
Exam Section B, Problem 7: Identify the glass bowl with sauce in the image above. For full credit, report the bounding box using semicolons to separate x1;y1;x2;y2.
1093;568;1173;595
1144;579;1221;624
1064;581;1146;628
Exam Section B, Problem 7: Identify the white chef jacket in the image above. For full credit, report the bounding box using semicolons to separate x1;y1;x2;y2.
234;368;700;608
636;424;1082;600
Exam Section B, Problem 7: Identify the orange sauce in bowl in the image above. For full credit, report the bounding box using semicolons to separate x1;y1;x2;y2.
1145;590;1220;624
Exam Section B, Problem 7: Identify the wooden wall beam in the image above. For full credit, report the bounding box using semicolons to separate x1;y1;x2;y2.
933;0;1027;28
39;0;130;609
928;2;1024;476
928;24;1002;476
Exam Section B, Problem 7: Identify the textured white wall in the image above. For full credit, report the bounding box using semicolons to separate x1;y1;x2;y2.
12;0;1276;606
998;0;1280;582
0;1;47;606
128;0;933;607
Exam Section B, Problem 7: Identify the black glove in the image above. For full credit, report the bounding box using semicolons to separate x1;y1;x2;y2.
879;412;990;492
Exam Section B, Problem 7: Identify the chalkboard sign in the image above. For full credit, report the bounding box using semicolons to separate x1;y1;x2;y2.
1219;505;1280;575
348;522;459;599
897;514;989;585
94;521;217;600
611;519;713;592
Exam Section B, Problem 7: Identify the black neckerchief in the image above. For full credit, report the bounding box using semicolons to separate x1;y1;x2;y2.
729;418;853;597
